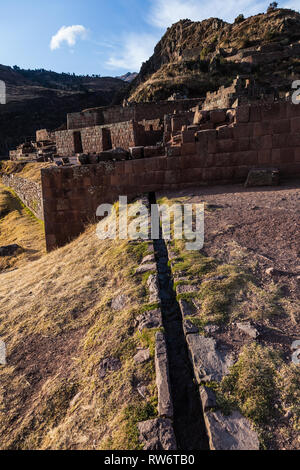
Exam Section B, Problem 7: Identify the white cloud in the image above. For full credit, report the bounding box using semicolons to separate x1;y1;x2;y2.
148;0;269;28
50;25;87;51
106;33;159;71
284;1;300;12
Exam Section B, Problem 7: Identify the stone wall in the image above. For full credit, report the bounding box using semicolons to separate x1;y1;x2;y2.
67;99;201;130
55;121;139;156
55;130;75;157
2;174;43;220
36;129;54;142
202;76;260;110
55;120;163;156
42;101;300;251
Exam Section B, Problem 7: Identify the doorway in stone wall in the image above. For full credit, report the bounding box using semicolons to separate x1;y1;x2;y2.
102;128;112;150
73;131;83;153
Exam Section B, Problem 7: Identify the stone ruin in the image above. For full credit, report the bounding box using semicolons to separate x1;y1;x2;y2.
5;75;300;250
9;76;279;168
9;129;57;163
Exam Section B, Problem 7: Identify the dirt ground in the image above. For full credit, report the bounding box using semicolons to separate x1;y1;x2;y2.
158;179;300;450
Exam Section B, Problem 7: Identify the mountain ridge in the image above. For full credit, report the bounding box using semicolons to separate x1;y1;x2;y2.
0;65;127;155
129;8;300;102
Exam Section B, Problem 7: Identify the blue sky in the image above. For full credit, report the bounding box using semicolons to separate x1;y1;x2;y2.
0;0;299;76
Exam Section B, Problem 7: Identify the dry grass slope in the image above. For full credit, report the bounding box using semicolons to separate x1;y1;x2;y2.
0;161;51;183
0;184;45;272
0;208;158;450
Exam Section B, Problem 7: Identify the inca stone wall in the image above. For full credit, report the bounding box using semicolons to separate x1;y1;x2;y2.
42;101;300;250
2;174;43;220
67;99;201;130
55;120;139;156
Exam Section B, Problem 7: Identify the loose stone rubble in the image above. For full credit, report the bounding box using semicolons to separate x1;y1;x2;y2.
111;294;128;311
236;321;260;339
134;348;150;364
98;357;121;379
138;418;177;450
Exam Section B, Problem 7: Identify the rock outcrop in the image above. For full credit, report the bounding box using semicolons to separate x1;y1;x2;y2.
129;8;300;102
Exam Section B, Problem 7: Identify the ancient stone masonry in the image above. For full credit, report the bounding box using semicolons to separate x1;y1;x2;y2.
66;99;201;130
41;99;300;251
2;173;43;220
202;76;264;110
10;129;57;163
225;41;300;68
6;77;300;250
55;121;140;156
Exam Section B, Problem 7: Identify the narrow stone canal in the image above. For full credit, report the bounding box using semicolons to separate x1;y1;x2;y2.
149;193;209;450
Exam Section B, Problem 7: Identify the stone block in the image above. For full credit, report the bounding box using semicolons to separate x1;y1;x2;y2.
182;130;195;143
238;137;250;152
261;102;287;121
167;146;181;157
144;146;164;158
242;150;258;165
250;136;262;151
258;149;271;164
181;142;196;156
155;332;173;418
186;334;234;384
210;109;226;124
272;149;281;164
253;121;272;137
272;119;290;134
289;133;300;147
217;126;233;139
216;139;236;153
295;148;300;162
233;123;253;139
272;133;290;148
280;147;294;163
204;410;260;450
236;105;250;123
249;105;262;122
199;122;214;130
261;134;272;149
129;146;144;159
291;116;300;133
138;419;177;451
245;168;280;187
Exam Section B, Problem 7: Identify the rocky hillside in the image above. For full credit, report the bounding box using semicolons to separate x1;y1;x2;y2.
129;8;300;102
0;66;127;156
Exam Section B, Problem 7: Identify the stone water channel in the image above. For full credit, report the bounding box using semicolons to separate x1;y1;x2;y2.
149;193;209;450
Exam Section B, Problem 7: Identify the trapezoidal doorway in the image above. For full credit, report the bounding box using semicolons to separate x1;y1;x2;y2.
73;131;83;154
